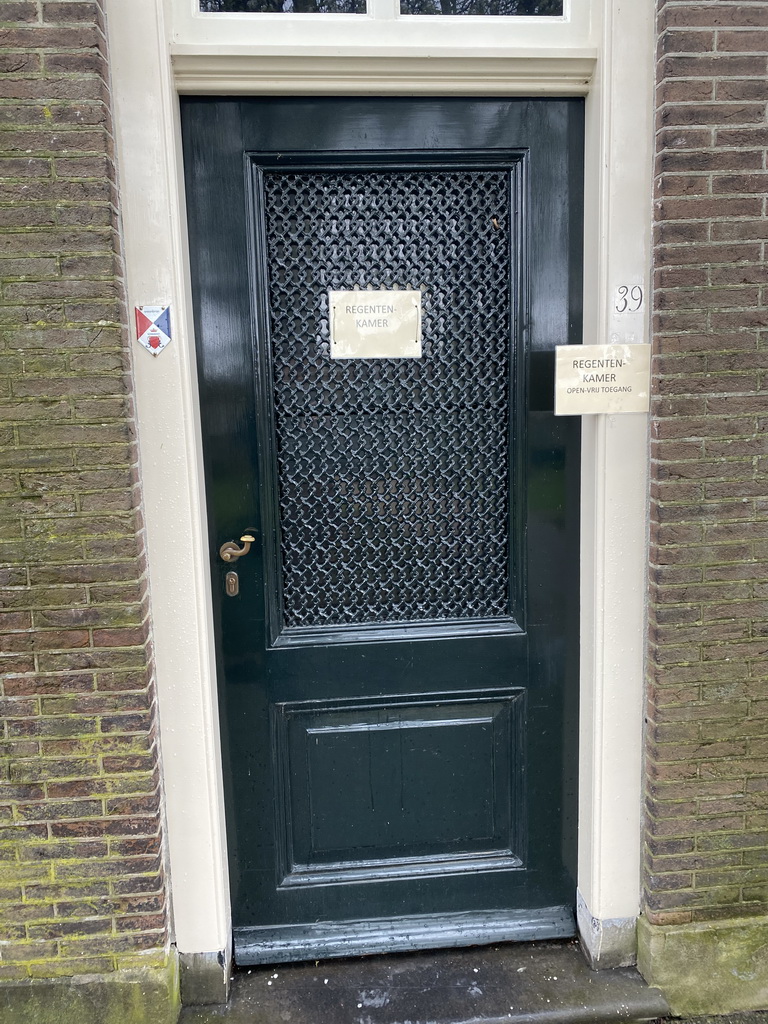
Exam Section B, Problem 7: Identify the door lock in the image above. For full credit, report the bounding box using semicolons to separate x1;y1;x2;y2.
219;532;256;563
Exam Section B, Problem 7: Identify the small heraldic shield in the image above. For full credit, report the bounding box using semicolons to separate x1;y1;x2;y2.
135;305;171;356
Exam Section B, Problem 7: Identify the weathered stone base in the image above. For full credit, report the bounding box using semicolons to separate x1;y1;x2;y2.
576;889;638;969
180;943;232;1005
0;956;180;1024
638;914;768;1015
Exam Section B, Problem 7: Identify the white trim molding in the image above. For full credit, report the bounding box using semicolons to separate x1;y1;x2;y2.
107;0;653;971
168;0;592;53
172;53;596;95
106;0;231;960
577;0;653;967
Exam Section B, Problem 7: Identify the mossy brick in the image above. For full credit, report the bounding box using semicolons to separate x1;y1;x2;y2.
0;584;92;611
44;49;107;76
120;948;174;973
3;675;95;696
41;692;149;717
0;494;78;516
0;398;70;422
78;490;133;513
17;424;133;449
3;327;122;350
52;154;111;179
84;538;144;562
24;955;116;977
28;562;140;585
59;254;116;277
37;649;147;673
0;450;74;473
68;352;128;374
52;898;115;922
23;514;132;542
0;605;33;629
9;758;99;783
50;817;158;840
17;839;107;862
38;736;110;757
0;902;57;927
23;881;110;904
73;399;132;425
55;774;157;806
0;2;37;23
115;913;166;935
28;918;112;941
33;605;143;629
0;127;108;158
60;932;162;958
0;206;59;229
111;873;164;897
6;282;117;305
20;468;132;497
54;855;160;884
105;792;160;818
90;735;153;756
0;940;59;962
0;231;110;261
11;712;99;739
11;374;125;401
0;629;91;653
50;105;110;130
0;860;52;884
42;1;103;23
0;883;23;903
57;204;113;228
47;769;154;796
1;655;36;674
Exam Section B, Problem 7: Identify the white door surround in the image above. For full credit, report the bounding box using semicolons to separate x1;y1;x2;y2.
105;0;653;970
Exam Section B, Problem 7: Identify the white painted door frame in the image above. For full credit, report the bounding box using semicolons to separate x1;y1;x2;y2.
105;0;653;969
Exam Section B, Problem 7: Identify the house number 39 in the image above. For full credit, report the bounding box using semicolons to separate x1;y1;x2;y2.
614;285;644;314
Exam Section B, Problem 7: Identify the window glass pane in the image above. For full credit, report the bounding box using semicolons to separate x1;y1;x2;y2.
200;0;365;12
399;0;562;13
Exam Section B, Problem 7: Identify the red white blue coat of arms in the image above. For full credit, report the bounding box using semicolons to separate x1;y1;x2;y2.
135;305;171;356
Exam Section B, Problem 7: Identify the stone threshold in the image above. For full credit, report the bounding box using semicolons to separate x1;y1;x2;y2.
180;938;670;1024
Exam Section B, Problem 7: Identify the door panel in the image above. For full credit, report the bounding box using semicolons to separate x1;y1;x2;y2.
182;97;583;964
258;166;518;643
273;689;523;885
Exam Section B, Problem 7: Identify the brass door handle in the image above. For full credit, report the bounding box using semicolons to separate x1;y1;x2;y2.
219;533;256;563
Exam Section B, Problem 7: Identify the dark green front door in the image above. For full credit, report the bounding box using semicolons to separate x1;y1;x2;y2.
182;97;583;965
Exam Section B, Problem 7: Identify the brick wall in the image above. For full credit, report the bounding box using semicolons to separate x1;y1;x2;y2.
645;0;768;926
0;0;169;978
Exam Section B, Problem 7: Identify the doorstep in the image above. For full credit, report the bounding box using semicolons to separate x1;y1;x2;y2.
179;938;670;1024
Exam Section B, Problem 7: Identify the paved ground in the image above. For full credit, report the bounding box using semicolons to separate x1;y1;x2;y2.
180;939;671;1024
657;1018;768;1023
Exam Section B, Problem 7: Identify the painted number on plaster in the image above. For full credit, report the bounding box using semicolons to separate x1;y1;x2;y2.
614;285;644;314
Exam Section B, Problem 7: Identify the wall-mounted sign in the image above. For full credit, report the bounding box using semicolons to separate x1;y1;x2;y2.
555;343;651;416
329;290;421;359
135;304;171;356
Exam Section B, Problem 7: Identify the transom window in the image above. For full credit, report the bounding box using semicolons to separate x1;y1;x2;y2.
199;0;563;13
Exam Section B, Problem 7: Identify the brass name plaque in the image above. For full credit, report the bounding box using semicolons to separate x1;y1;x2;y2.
329;289;422;360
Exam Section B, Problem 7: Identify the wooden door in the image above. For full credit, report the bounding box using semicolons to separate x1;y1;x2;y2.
182;97;583;964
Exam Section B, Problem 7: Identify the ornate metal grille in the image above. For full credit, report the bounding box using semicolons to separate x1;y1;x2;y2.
262;169;513;630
